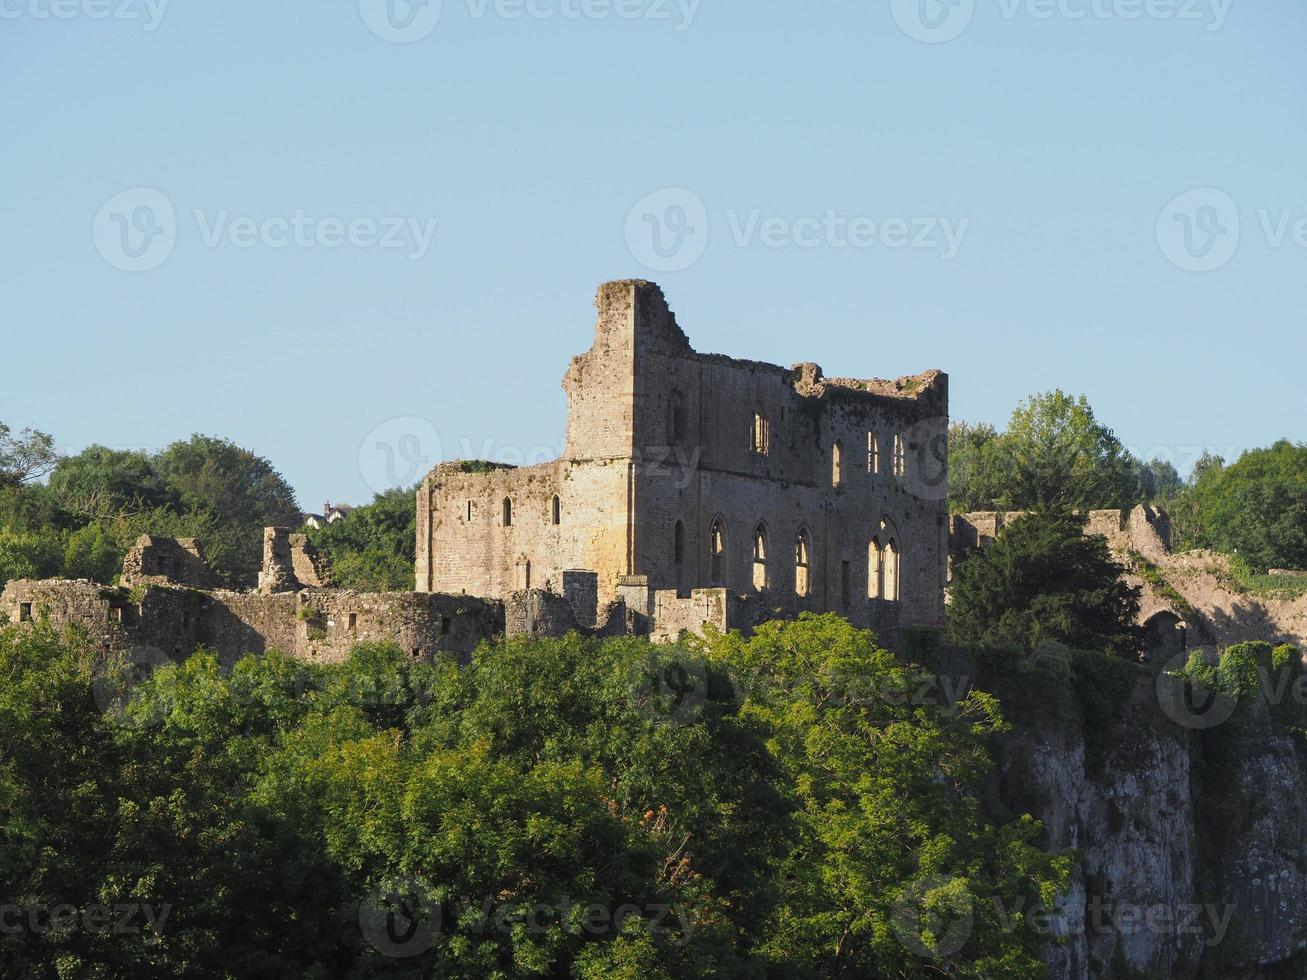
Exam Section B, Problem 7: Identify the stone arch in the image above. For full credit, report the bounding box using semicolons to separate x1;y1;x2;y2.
795;527;812;598
1144;610;1186;656
878;516;900;602
752;523;769;592
709;517;726;586
667;389;686;444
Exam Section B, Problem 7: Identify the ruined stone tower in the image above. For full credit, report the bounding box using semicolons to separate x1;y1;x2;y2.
416;280;950;632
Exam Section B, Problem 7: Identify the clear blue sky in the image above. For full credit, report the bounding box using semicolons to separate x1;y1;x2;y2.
3;0;1303;509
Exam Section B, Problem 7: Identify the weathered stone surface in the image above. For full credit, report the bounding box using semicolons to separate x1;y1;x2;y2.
950;505;1307;651
120;535;218;590
417;280;950;636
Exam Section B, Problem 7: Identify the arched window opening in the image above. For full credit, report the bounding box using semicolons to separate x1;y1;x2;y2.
795;530;811;598
868;432;880;474
674;521;685;567
884;540;900;602
751;412;769;455
502;498;513;526
832;441;843;487
709;519;726;586
869;537;883;599
667;391;686;444
752;526;768;591
551;495;561;525
893;434;907;478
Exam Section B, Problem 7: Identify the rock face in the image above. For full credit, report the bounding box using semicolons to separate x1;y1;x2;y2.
988;663;1307;978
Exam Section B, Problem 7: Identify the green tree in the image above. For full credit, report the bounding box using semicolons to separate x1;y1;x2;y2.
948;510;1144;656
706;614;1070;976
0;527;62;590
155;435;302;584
1001;391;1140;511
304;488;416;591
0;620;1070;978
61;523;123;583
48;445;176;516
1190;440;1307;572
1134;457;1183;501
947;421;1011;513
0;422;58;487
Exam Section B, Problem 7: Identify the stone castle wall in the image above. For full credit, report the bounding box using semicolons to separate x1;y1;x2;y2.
0;578;503;668
418;280;951;632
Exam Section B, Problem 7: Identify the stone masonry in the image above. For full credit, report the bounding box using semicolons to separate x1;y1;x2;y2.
417;280;951;637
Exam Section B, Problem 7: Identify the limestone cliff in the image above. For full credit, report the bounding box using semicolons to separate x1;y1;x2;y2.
964;649;1307;978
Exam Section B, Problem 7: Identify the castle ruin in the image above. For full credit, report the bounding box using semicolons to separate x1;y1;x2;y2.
417;280;951;636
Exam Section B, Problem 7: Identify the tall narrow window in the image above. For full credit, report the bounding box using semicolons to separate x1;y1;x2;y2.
868;432;880;474
795;530;811;598
709;519;725;586
466;500;474;522
869;538;883;599
502;497;513;526
893;434;907;478
832;441;843;487
884;540;900;601
674;521;685;567
551;495;561;525
667;391;686;444
751;413;769;455
752;526;768;591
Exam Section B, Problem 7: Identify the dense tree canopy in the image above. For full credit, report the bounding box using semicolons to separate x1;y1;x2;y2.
949;392;1141;514
0;423;57;487
0;425;301;589
948;510;1144;657
1186;440;1307;573
0;616;1068;978
305;488;416;592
